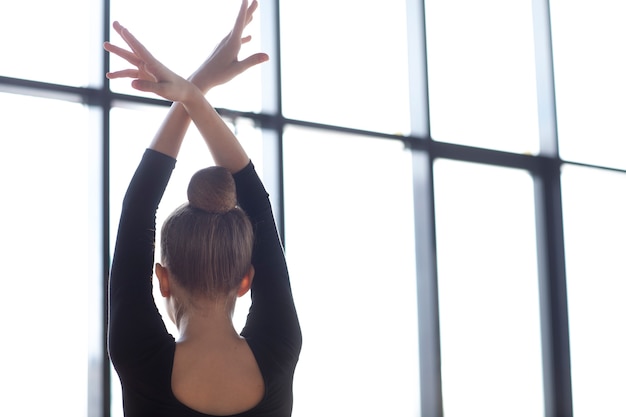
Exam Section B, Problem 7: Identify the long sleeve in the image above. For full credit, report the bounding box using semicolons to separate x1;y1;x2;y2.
234;162;302;366
108;149;177;369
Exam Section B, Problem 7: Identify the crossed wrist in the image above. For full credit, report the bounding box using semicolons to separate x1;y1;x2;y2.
189;65;216;94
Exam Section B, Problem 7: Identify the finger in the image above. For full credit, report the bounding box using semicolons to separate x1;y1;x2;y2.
114;22;157;64
103;42;142;66
112;21;124;36
112;21;140;55
106;69;140;79
245;13;254;28
246;0;259;25
239;52;269;71
130;79;160;93
241;35;252;44
131;79;174;101
232;0;249;38
246;15;254;26
248;0;259;14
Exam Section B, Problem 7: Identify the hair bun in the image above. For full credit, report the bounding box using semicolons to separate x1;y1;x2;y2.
187;166;237;213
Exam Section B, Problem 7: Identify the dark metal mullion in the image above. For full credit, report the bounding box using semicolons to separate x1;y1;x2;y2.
102;0;112;415
260;0;286;247
430;140;544;171
0;75;90;102
102;109;112;417
406;0;444;416
412;150;444;417
534;161;573;417
270;0;285;247
531;0;573;415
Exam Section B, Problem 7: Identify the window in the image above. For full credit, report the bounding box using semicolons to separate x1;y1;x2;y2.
434;160;543;417
425;0;540;154
280;0;411;134
283;126;419;416
551;0;626;170
2;1;625;416
0;1;94;86
561;165;626;417
0;93;92;415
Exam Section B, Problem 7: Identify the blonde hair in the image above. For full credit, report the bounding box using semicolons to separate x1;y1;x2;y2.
160;166;253;299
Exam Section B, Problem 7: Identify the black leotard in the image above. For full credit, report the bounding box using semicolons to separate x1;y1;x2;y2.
109;148;302;417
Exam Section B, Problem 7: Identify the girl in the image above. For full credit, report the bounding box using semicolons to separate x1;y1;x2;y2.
105;2;302;415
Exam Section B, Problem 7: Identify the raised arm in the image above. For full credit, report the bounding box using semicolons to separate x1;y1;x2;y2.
104;0;267;168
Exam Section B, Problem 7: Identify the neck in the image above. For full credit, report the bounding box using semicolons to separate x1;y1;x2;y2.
176;298;241;344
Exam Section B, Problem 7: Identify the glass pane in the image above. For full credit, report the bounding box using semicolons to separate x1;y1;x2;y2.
0;93;90;414
0;0;92;86
109;104;263;417
280;1;411;135
550;1;626;169
433;160;543;417
108;0;263;112
283;127;419;416
425;0;540;154
561;165;626;417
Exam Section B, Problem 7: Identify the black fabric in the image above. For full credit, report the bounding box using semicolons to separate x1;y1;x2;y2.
109;148;302;417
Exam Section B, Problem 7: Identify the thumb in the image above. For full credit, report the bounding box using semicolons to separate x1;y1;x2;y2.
131;79;159;93
239;53;269;71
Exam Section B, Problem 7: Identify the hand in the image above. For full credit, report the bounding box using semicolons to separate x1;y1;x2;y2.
190;0;269;92
104;22;200;104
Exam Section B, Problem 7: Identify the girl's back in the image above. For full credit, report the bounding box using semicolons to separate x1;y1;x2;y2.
172;339;264;415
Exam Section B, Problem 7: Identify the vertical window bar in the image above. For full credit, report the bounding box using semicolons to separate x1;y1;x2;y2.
532;0;559;156
407;0;443;416
88;106;105;417
531;0;573;416
412;151;443;417
260;0;286;245
533;160;573;417
261;0;282;116
102;0;112;415
406;0;431;140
